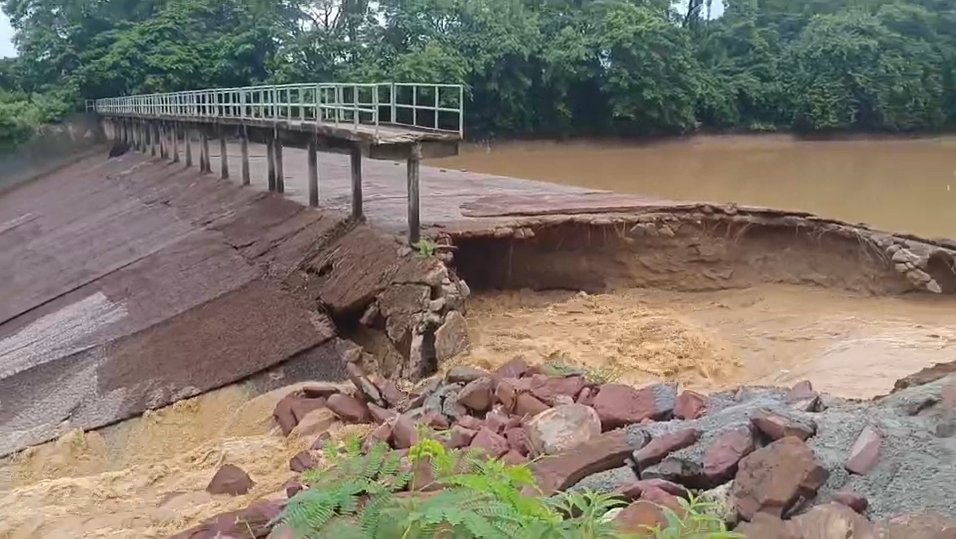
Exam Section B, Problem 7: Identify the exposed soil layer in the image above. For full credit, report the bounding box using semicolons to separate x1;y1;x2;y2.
450;207;956;296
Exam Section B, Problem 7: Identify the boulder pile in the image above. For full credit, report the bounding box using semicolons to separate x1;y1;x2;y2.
172;357;956;538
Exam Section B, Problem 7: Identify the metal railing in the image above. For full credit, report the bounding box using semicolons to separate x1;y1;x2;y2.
94;82;464;137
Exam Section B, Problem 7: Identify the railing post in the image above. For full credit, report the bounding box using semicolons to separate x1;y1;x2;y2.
459;85;464;137
434;85;439;130
353;84;358;128
390;83;396;125
240;124;250;186
407;143;422;245
413;86;417;127
307;135;318;207
314;84;320;123
335;85;342;124
373;85;380;135
350;144;363;221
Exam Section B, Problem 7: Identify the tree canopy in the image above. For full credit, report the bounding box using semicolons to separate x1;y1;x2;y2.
2;0;955;148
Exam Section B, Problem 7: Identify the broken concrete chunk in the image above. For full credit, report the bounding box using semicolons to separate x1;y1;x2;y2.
289;450;315;473
469;427;509;458
434;311;469;361
495;357;530;379
633;428;701;469
592;383;677;429
674;390;707;420
206;464;254;496
290;407;338;439
733;437;829;521
702;426;755;484
751;409;816;441
327;394;372;423
446;366;489;384
845;425;882;476
525;404;602;456
788;503;876;538
457;377;495;412
833;490;869;514
531;430;639;495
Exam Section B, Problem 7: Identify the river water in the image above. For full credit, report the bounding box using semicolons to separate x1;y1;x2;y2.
432;135;956;239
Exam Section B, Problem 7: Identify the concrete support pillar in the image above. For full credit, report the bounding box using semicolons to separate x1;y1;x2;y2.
159;123;167;159
307;136;318;207
240;125;250;186
134;122;141;151
201;128;211;173
407;143;422;245
350;144;363;221
185;126;193;168
198;129;206;171
149;122;156;157
172;123;180;163
219;126;229;179
274;129;284;194
266;134;276;192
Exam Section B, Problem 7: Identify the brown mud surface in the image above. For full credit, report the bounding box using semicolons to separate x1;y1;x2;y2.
459;285;956;399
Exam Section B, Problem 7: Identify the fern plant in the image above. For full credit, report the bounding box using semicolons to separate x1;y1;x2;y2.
283;439;412;538
281;436;738;539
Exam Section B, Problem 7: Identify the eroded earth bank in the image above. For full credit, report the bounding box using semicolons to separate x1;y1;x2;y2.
2;157;956;537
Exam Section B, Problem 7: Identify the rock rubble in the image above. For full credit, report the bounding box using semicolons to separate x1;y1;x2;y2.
172;360;956;539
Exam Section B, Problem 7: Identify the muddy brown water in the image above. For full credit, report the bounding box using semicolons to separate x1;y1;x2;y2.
437;136;956;400
431;135;956;239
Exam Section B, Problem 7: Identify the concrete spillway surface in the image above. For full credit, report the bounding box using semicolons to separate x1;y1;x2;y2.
0;152;346;456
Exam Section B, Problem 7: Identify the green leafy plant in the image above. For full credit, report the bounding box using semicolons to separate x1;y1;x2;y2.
542;360;622;386
284;440;412;538
413;239;436;258
547;490;627;538
283;436;740;539
643;495;743;539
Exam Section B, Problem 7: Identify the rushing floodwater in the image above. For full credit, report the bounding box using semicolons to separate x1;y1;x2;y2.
431;135;956;239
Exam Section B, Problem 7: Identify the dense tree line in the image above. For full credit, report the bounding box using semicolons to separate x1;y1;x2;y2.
1;0;955;149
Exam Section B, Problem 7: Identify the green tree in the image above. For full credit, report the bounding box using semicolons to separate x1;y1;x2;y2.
787;9;945;132
595;1;700;135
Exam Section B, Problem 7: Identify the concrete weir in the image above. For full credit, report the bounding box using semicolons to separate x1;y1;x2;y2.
0;151;464;456
1;142;956;457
